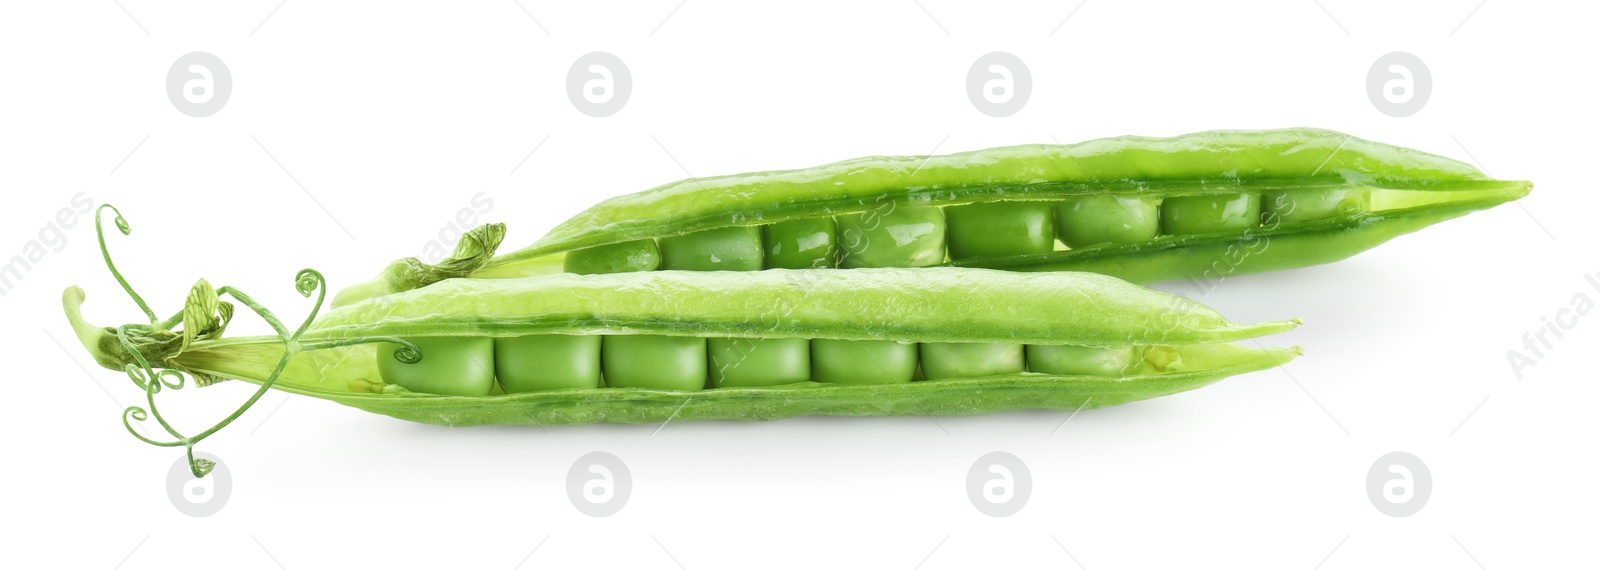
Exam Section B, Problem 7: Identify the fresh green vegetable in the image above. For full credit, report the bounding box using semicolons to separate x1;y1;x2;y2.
709;337;811;388
339;128;1529;306
920;342;1024;380
66;207;1299;475
810;339;920;385
562;239;659;275
944;202;1053;260
494;335;601;392
601;335;709;391
1027;345;1142;377
761;218;838;269
1054;195;1162;248
659;227;763;271
377;336;494;396
1159;193;1262;235
1262;187;1369;224
836;205;946;268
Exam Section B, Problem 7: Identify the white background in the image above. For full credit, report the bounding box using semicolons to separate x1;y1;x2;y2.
2;1;1594;568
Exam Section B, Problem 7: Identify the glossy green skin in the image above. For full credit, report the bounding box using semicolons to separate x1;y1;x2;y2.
1027;345;1139;377
494;335;601;392
1056;196;1160;247
762;218;837;269
811;339;918;384
602;335;707;391
509;128;1506;255
959;197;1509;284
709;337;810;387
1262;188;1369;223
944;203;1053;260
1161;193;1262;235
564;239;660;274
165;268;1301;426
659;227;763;271
311;269;1297;346
184;343;1300;427
470;129;1527;286
920;342;1024;379
377;337;495;396
836;206;945;268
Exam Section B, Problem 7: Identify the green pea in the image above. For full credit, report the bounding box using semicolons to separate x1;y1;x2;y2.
1261;188;1370;224
835;206;946;268
709;337;811;388
377;336;495;396
1160;193;1262;235
762;218;838;269
811;339;917;384
1055;195;1161;247
563;239;661;275
659;227;763;271
601;335;708;390
944;202;1054;260
1027;345;1140;377
920;342;1023;379
494;335;601;393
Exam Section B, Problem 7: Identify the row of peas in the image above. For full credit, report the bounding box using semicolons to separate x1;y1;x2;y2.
563;189;1369;274
378;334;1161;397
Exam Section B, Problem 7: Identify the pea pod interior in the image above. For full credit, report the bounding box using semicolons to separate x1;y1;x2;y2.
78;268;1302;427
445;129;1529;291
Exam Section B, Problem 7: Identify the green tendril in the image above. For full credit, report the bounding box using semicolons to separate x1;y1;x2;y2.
302;336;423;363
92;205;412;478
96;205;157;325
290;269;326;341
391;341;424;364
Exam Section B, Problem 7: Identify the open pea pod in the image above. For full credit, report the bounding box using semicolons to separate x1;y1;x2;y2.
336;128;1530;306
65;207;1297;475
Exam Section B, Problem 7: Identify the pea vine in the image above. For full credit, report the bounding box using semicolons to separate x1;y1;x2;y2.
91;205;419;477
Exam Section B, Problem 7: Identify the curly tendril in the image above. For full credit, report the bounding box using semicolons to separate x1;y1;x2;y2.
156;369;185;390
122;406;163;446
95;205;157;325
289;269;326;342
123;363;152;392
300;336;423;363
391;343;424;364
90;205;414;478
124;364;185;393
295;270;320;297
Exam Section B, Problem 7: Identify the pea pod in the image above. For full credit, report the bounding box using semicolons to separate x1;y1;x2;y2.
65;207;1298;475
339;128;1530;306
